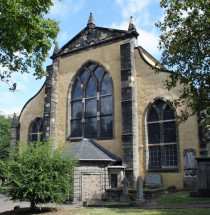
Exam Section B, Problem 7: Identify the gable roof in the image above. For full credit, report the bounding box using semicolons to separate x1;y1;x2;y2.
137;46;171;73
51;25;138;59
68;138;121;162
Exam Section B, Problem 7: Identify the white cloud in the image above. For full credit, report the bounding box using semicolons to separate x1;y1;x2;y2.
116;0;149;19
138;29;160;56
109;20;160;56
0;107;21;116
109;21;128;30
0;91;17;106
57;31;70;46
112;0;162;57
50;0;84;18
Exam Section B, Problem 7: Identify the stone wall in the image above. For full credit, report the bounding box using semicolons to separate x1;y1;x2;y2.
73;162;109;202
43;60;59;147
120;38;139;187
135;48;200;189
19;85;45;143
57;40;124;157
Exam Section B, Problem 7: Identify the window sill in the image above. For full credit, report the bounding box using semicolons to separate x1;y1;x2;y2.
147;167;179;173
67;136;113;142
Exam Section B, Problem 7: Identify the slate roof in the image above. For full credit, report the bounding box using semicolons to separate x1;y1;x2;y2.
68;138;121;162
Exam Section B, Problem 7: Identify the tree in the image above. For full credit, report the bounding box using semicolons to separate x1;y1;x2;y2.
0;113;12;161
0;141;78;211
156;0;209;127
0;0;60;89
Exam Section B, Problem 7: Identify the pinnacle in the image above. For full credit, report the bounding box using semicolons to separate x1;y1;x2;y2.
53;43;59;54
87;12;95;28
128;16;136;31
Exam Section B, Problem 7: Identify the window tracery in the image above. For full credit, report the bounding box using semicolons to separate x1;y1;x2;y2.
70;62;113;139
147;99;178;170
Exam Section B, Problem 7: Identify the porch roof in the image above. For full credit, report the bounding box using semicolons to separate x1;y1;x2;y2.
68;138;121;162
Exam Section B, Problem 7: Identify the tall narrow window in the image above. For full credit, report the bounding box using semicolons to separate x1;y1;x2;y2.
28;117;43;142
147;100;178;170
70;62;113;139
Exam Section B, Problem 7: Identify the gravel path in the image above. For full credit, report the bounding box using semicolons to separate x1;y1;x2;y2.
0;194;82;213
0;194;30;213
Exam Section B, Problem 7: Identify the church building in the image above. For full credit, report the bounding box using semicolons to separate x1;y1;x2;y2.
15;14;207;201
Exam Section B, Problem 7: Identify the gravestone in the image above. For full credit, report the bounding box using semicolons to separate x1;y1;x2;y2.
135;176;145;205
184;149;196;176
120;177;131;201
145;174;162;189
183;149;198;190
196;158;210;197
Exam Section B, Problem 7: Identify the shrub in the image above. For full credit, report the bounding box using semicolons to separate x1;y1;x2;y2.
0;141;78;210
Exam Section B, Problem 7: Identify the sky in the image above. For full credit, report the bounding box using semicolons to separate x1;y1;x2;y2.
0;0;164;116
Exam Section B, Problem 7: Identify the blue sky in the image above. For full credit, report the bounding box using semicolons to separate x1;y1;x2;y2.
0;0;164;116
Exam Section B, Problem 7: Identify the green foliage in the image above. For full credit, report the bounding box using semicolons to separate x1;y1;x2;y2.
0;141;78;210
0;0;60;87
156;0;209;126
0;113;12;160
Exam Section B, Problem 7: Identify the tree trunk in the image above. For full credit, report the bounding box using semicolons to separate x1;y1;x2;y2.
30;201;36;211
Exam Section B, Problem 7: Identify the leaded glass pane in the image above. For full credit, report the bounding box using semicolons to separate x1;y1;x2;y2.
101;96;112;115
86;77;97;97
163;105;175;120
149;146;161;167
80;70;89;84
73;81;82;100
85;117;97;137
70;63;113;139
101;116;113;137
148;107;159;122
111;174;118;188
165;145;177;166
148;123;160;144
32;122;38;133
88;64;95;71
155;100;165;111
101;73;112;95
85;99;97;117
71;120;82;137
94;67;104;81
163;121;176;143
39;121;43;133
31;134;38;142
72;101;82;119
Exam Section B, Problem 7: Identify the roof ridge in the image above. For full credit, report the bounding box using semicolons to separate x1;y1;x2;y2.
88;139;120;161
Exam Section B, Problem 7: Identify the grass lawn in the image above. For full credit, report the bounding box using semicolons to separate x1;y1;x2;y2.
52;208;210;215
2;208;210;215
156;191;210;205
0;208;210;215
1;191;210;215
87;191;210;207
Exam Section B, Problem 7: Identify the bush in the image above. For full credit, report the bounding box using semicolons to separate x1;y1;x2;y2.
0;141;78;210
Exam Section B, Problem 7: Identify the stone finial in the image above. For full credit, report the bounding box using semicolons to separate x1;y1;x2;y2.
128;16;136;31
11;113;17;127
10;113;18;152
87;12;95;28
53;43;59;54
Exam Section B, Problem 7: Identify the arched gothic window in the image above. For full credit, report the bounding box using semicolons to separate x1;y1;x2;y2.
70;62;113;139
147;99;178;170
28;117;43;142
